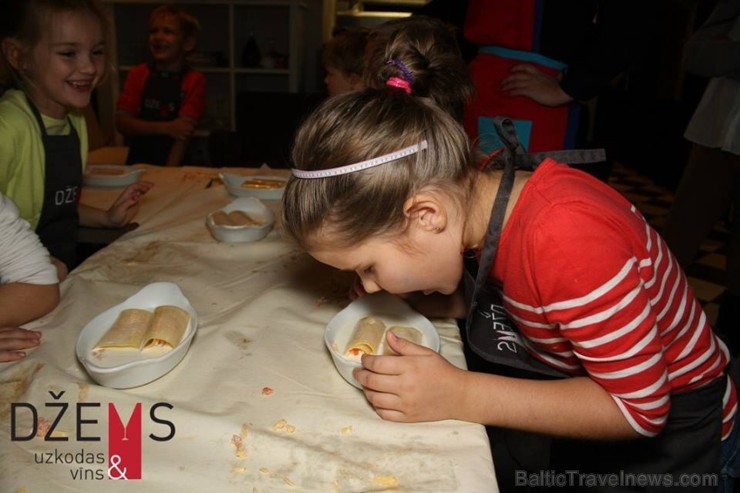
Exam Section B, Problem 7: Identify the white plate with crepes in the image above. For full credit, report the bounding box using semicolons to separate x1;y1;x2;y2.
324;292;441;389
76;282;198;389
83;164;145;188
219;172;288;200
206;197;275;243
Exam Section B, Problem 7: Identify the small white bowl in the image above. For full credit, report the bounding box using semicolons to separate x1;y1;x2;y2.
324;292;441;389
206;197;274;243
220;172;288;200
76;282;198;389
83;165;144;188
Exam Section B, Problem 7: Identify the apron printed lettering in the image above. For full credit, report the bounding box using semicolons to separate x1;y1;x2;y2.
54;186;78;206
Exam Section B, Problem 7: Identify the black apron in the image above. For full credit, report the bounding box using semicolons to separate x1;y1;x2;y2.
28;97;82;271
463;117;576;379
463;118;724;492
125;64;186;166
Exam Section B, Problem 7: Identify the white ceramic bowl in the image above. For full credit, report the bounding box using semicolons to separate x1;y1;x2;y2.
206;197;274;243
83;165;144;188
220;172;288;200
324;292;441;389
76;282;198;389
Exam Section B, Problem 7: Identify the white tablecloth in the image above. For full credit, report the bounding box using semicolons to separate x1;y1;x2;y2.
0;166;498;492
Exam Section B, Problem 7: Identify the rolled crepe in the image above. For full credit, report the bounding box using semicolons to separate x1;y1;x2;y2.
89;167;125;176
344;316;386;360
142;305;190;349
211;210;231;226
241;178;285;189
95;309;153;349
383;326;423;355
227;210;261;226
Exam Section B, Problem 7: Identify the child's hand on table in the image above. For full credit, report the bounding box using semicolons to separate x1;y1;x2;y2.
105;181;154;226
0;327;42;362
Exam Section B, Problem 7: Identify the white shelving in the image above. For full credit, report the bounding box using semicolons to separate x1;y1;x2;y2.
100;0;306;135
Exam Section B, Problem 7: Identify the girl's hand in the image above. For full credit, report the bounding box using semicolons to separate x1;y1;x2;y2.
167;118;195;141
353;331;467;422
500;64;574;107
0;328;42;362
105;181;153;227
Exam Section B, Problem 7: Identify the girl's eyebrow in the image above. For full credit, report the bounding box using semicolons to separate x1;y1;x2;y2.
51;41;105;48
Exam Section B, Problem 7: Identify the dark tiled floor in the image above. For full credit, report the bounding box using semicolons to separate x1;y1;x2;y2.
608;163;729;326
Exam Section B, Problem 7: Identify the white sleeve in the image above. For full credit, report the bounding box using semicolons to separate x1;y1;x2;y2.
0;193;59;285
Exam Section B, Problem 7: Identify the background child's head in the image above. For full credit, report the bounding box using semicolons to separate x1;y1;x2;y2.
322;26;369;97
283;88;475;252
363;16;475;122
148;4;200;70
0;0;109;114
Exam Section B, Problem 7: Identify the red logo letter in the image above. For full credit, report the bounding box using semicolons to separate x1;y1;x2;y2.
108;403;142;479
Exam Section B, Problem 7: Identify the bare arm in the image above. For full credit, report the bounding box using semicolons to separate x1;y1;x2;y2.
164;138;189;167
116;113;195;141
356;332;639;440
0;282;59;327
78;181;153;228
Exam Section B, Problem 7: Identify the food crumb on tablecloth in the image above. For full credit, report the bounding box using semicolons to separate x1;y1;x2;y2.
231;434;246;459
232;465;246;474
272;418;296;433
259;467;269;474
261;386;273;396
78;383;89;402
340;425;353;434
373;475;399;488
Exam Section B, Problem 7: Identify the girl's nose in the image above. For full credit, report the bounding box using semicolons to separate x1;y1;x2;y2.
79;55;97;74
359;276;381;294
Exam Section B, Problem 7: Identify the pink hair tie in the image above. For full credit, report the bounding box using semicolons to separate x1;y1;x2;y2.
386;76;412;95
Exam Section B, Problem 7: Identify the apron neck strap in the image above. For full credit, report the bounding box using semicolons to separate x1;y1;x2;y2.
467;117;521;309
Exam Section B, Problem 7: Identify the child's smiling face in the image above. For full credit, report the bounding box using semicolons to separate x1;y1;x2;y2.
148;14;193;70
22;10;105;119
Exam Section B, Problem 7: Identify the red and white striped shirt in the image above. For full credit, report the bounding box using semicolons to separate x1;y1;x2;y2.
494;159;737;438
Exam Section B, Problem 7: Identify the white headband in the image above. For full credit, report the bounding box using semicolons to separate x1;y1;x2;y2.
291;141;428;179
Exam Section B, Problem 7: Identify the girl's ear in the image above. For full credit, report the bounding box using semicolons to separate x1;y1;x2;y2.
403;192;447;233
2;38;24;71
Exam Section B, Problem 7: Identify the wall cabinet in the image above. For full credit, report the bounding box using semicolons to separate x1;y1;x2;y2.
100;0;306;137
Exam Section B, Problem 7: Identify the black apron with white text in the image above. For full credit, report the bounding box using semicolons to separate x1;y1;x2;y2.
462;117;595;379
28;97;82;271
125;65;185;166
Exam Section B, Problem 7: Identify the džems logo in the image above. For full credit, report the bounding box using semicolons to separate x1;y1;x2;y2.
10;390;176;480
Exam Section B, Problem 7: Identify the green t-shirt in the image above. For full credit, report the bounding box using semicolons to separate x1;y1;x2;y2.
0;89;88;229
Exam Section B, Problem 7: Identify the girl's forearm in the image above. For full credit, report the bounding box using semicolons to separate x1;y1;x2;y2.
456;372;640;440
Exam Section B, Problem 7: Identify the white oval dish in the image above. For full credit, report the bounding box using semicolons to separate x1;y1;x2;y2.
76;282;198;389
324;292;441;389
206;197;274;243
83;165;144;188
219;172;288;200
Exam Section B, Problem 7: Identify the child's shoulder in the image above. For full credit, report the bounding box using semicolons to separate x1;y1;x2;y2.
0;90;36;135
